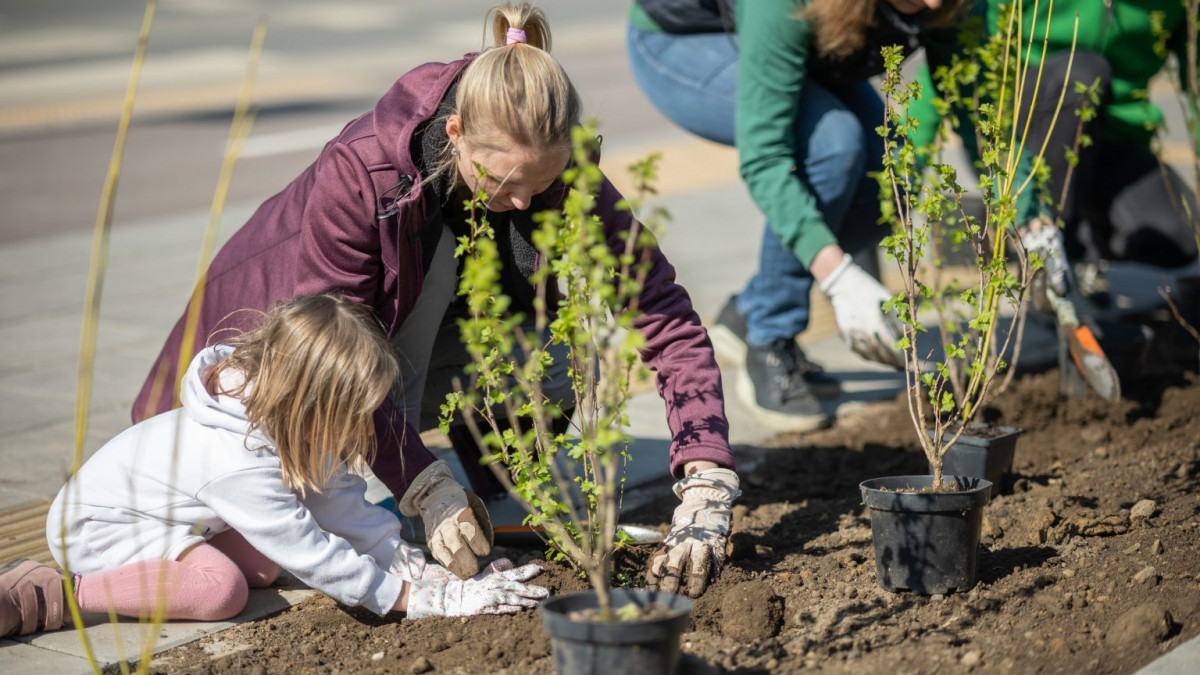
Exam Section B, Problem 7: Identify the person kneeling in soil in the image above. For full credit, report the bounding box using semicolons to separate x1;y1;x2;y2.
0;295;547;638
131;1;740;598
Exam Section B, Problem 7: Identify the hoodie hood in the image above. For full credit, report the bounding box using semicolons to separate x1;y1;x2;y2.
180;346;272;449
371;55;476;175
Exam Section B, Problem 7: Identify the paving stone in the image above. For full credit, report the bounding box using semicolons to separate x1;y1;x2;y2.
0;639;95;675
15;587;317;666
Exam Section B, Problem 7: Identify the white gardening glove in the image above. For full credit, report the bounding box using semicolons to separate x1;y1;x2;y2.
1020;219;1071;314
405;558;549;619
819;254;905;369
398;461;494;579
389;540;437;581
646;468;740;598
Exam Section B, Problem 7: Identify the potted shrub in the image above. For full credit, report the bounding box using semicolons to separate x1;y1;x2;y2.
442;122;691;674
863;6;1076;594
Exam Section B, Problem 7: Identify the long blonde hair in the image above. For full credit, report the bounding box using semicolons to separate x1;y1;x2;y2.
211;294;399;496
429;2;582;186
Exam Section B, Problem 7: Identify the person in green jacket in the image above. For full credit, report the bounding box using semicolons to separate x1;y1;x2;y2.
909;0;1199;304
627;0;965;432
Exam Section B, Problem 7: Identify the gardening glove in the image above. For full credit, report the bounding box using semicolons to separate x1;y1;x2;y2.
405;558;549;619
1020;219;1071;314
819;254;906;369
646;468;740;598
398;461;494;579
389;540;438;580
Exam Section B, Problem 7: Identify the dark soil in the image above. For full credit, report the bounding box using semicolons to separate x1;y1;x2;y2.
152;368;1200;674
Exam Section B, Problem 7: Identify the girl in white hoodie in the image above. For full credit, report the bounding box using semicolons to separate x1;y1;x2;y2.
1;294;547;638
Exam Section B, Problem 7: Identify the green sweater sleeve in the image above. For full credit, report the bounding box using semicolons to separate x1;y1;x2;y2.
734;0;836;268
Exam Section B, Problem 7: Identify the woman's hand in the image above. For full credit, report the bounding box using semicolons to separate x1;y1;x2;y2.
645;468;741;598
817;250;905;369
398;461;494;578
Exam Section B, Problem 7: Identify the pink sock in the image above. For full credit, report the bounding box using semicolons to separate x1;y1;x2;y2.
74;544;248;621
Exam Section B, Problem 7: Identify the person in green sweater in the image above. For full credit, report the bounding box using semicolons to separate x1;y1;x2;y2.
909;0;1198;304
627;0;966;431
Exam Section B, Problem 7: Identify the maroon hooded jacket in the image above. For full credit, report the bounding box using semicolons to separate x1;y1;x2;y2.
134;56;734;499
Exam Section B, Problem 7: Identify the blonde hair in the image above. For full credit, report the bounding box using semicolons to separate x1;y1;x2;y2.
802;0;968;59
211;294;399;496
429;3;582;186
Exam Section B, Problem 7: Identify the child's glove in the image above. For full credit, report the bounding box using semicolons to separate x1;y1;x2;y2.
405;558;548;619
819;254;905;369
398;461;494;579
646;468;740;598
389;541;435;581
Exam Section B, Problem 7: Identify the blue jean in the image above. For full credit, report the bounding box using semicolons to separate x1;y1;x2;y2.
627;24;885;346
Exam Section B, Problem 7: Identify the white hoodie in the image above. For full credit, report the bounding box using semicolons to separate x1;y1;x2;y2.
46;346;407;616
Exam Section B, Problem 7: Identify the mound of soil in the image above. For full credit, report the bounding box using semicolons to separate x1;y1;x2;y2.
152;369;1200;674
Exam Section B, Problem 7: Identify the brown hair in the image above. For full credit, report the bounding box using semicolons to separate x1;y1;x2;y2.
211;294;399;496
428;3;582;187
802;0;968;59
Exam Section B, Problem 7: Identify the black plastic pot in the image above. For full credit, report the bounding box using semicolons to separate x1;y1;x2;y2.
927;424;1023;496
860;475;992;595
540;588;692;675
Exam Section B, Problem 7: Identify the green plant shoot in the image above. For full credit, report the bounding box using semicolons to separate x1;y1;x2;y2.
441;120;665;618
877;0;1078;486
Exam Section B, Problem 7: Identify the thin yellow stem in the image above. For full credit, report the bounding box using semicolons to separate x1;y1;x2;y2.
1005;0;1038;188
998;0;1027;194
174;20;267;398
132;21;265;675
64;3;156;671
1011;0;1052;184
1016;15;1081;197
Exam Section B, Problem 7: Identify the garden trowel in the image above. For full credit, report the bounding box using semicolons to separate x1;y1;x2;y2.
1047;291;1121;401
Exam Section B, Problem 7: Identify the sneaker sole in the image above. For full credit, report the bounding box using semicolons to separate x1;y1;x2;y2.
805;377;842;400
735;369;831;433
709;323;748;367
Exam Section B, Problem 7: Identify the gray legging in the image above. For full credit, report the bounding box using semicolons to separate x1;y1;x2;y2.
389;225;573;434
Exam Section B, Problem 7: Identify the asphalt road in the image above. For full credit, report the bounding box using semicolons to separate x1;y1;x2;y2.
0;0;677;244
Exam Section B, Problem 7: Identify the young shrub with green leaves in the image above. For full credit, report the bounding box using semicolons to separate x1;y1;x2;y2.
877;3;1077;486
441;121;665;618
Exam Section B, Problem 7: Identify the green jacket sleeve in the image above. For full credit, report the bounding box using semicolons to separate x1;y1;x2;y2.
734;0;836;268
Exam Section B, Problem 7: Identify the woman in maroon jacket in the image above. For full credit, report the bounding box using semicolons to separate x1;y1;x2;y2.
134;3;738;598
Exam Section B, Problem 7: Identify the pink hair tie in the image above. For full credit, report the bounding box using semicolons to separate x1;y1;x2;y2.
506;27;527;45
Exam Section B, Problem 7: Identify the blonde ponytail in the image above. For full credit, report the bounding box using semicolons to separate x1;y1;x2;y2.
486;2;550;50
454;2;581;153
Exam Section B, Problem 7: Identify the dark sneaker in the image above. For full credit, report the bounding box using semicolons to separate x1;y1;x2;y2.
710;296;840;398
709;296;750;367
738;339;832;432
